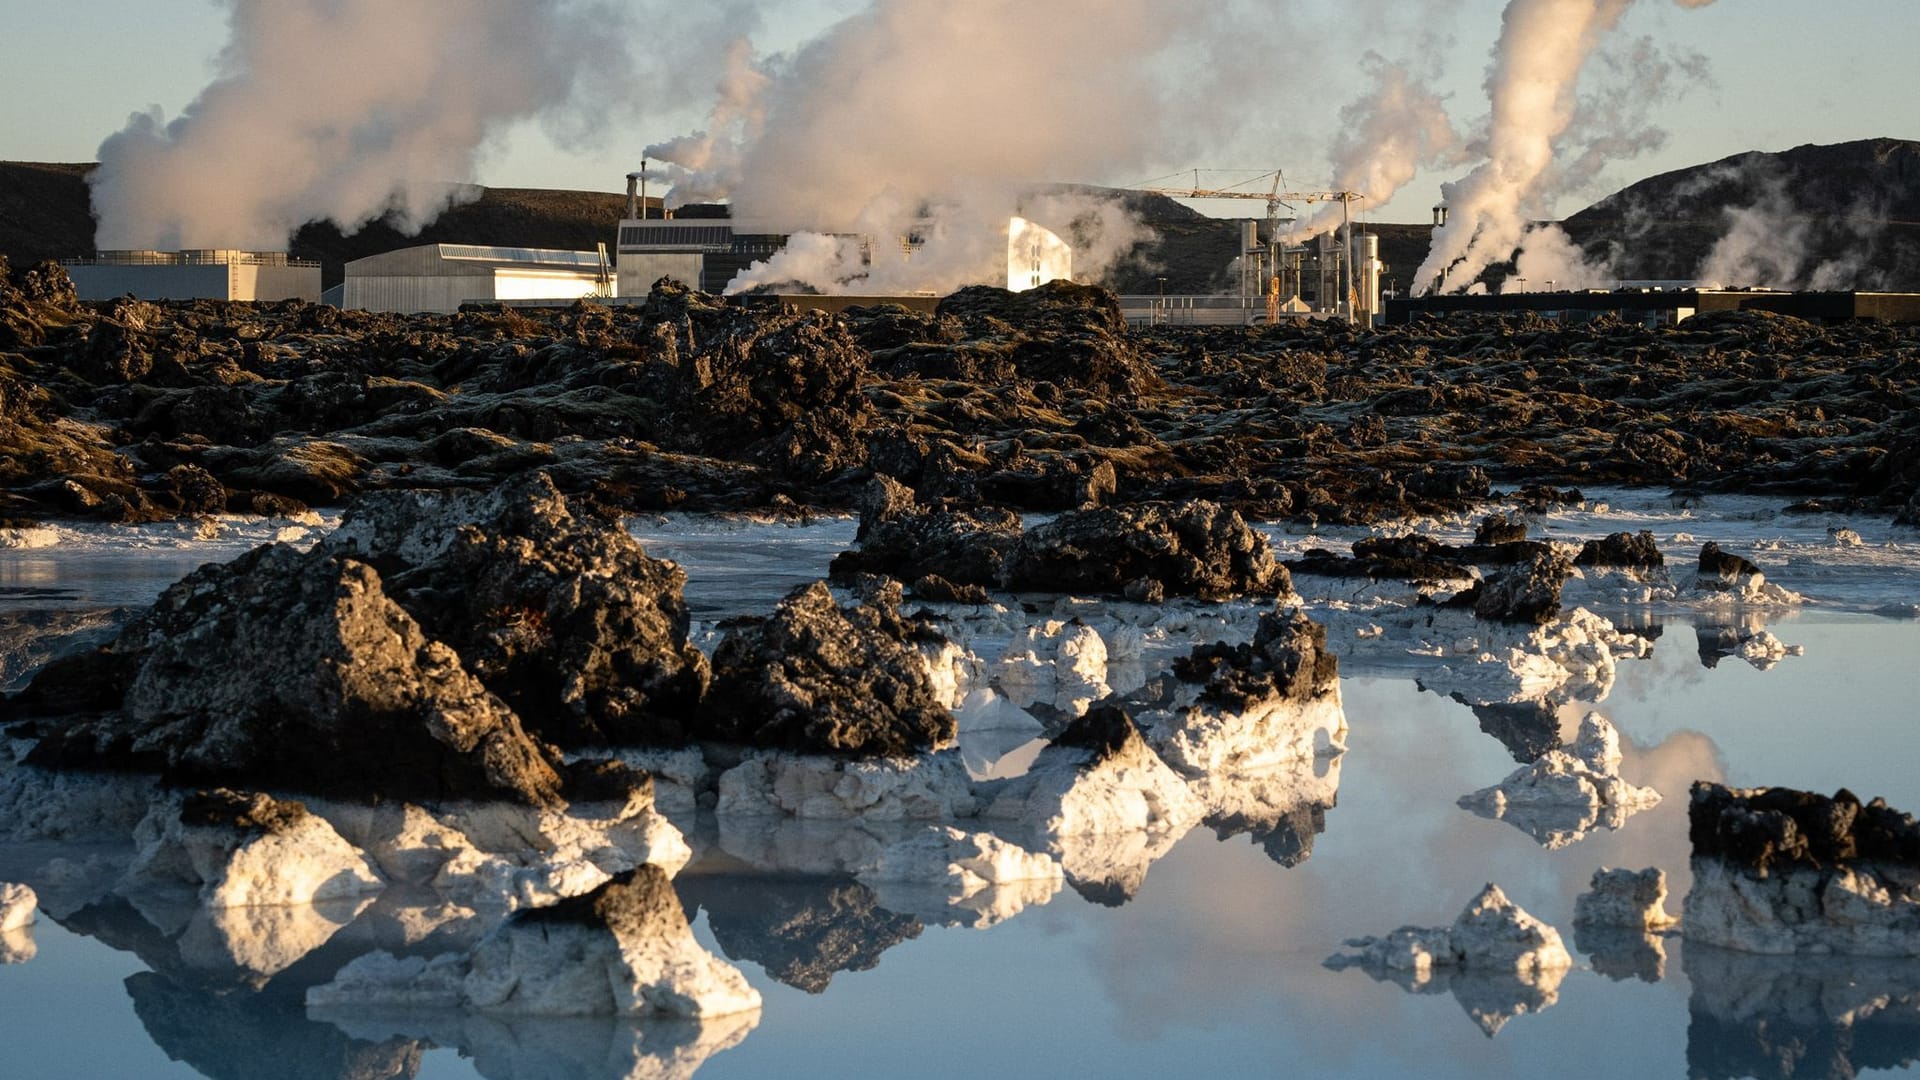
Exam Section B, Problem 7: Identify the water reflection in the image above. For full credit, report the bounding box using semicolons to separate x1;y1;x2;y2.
1684;943;1920;1080
677;875;921;994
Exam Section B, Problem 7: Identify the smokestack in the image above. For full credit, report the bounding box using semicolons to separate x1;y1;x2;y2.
626;172;641;219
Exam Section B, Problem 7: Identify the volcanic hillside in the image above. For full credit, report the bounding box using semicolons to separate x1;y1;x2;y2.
1559;138;1920;289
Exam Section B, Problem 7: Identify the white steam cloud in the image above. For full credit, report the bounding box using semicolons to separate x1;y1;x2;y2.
1412;0;1715;296
1300;50;1465;238
91;0;638;251
645;0;1305;294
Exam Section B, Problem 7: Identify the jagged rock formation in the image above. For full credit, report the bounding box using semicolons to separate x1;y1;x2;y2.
0;880;34;931
124;789;384;908
1458;714;1661;848
703;581;956;757
1326;883;1573;1037
1002;502;1288;600
1686;782;1920;955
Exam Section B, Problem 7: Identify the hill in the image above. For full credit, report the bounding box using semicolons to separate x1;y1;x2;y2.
1559;137;1920;289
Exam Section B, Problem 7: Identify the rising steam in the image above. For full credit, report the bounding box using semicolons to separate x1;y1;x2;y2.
90;0;639;251
1412;0;1715;296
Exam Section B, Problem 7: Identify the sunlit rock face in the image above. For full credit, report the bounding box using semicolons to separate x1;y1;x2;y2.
323;474;713;749
311;791;691;913
1572;867;1678;983
1410;607;1649;708
1457;714;1661;848
124;789;384;908
14;542;566;808
976;706;1203;839
856;825;1063;929
1129;608;1345;777
703;581;957;758
1684;945;1920;1080
1685;783;1920;956
309;866;761;1019
1688;542;1804;605
1326;883;1573;1037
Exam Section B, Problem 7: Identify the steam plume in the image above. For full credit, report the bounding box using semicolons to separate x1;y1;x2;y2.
91;0;637;251
1412;0;1715;296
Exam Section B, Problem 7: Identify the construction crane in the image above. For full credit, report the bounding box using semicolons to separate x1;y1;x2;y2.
1134;171;1367;319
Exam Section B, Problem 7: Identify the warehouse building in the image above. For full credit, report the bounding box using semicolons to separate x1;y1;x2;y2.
63;250;321;302
342;243;611;314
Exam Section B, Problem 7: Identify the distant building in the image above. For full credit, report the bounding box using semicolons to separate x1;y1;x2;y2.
615;218;789;298
63;250;321;303
1385;289;1920;326
343;243;610;314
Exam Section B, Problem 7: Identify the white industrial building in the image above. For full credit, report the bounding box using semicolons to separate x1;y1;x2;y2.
63;250;321;302
342;244;611;314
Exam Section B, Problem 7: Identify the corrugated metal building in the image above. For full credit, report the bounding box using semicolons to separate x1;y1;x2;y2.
64;250;321;302
1384;289;1920;326
343;244;610;314
615;219;789;297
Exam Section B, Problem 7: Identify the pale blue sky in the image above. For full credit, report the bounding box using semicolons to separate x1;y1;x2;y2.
1;0;1914;221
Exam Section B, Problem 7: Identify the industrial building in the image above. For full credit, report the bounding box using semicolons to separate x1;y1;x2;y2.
1384;289;1920;326
63;250;321;303
614;218;789;297
341;244;611;314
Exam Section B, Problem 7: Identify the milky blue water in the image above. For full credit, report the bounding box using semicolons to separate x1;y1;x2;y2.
3;497;1917;1079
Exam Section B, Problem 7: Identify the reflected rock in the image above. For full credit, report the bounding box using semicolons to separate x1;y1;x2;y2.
679;873;921;993
0;605;124;692
1689;542;1803;605
1412;607;1648;707
856;825;1062;926
1133;608;1346;777
125;789;384;908
0;879;35;930
1684;944;1920;1080
1573;923;1667;983
127;969;428;1080
311;866;760;1018
1458;714;1660;848
715;749;977;821
993;619;1111;717
317;1008;760;1080
1327;883;1572;1037
1685;783;1920;956
0;926;33;964
1193;754;1342;868
1461;698;1563;764
1695;618;1803;671
178;896;374;982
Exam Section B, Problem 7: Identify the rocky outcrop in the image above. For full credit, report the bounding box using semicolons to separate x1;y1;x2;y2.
829;475;1023;589
19;542;566;807
308;865;761;1018
1458;714;1661;847
1689;542;1802;603
1003;501;1288;600
1575;866;1678;929
1685;782;1920;955
1326;883;1572;1036
977;706;1204;838
123;789;385;908
1132;608;1346;776
1469;550;1575;625
326;474;710;748
703;581;956;757
1576;530;1664;568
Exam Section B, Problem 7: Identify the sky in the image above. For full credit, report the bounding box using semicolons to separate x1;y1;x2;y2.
0;0;1914;228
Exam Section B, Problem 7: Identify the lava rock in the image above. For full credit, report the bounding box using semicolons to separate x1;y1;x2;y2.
1003;501;1288;600
703;581;956;757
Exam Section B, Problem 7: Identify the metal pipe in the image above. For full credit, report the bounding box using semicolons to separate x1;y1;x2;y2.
625;172;639;219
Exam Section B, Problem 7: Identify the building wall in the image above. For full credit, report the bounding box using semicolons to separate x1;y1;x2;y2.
493;269;603;303
228;263;322;302
68;264;233;301
344;274;495;314
618;253;704;298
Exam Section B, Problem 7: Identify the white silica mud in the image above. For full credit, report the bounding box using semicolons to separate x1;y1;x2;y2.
3;490;1920;1078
